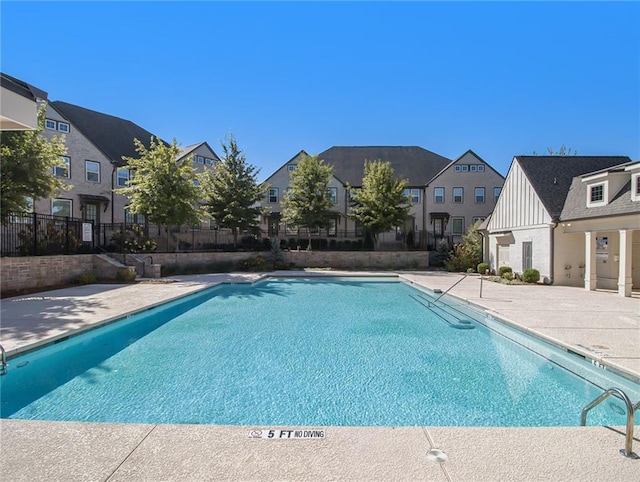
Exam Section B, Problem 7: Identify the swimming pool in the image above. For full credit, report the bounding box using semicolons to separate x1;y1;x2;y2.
1;277;638;427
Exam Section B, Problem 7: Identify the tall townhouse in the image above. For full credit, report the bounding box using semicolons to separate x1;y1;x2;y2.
425;150;505;246
260;146;504;249
36;101;218;232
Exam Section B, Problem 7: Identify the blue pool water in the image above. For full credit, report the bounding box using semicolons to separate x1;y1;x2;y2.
1;277;638;427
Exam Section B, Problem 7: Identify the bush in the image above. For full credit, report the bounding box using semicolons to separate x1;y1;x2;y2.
522;268;541;283
237;255;269;271
73;272;97;285
502;271;514;280
498;266;513;276
444;223;482;272
477;262;490;274
116;267;137;282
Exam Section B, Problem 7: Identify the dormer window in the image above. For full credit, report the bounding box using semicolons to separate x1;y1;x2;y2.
632;174;640;202
587;182;606;207
590;184;603;202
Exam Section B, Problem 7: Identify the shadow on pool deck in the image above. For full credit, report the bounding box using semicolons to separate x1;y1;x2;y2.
1;270;639;481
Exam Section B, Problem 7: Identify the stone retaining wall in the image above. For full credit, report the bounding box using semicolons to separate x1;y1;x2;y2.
0;251;429;293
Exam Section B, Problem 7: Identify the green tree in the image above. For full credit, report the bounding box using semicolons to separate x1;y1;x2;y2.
349;160;410;249
0;104;68;222
116;137;201;249
445;221;483;272
280;154;334;248
200;135;266;248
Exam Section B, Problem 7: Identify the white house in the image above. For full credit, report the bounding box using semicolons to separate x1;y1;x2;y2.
484;155;638;297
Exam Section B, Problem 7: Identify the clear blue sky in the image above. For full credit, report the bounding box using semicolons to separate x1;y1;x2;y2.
2;1;638;180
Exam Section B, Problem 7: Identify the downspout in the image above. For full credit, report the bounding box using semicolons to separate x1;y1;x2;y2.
549;219;558;284
111;161;116;224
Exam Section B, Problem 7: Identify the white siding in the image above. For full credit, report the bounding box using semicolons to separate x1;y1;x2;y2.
488;160;551;230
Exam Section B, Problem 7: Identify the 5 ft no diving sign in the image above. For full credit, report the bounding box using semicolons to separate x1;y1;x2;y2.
247;429;325;439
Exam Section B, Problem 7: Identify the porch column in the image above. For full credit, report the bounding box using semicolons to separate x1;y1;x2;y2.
584;231;597;291
618;229;633;297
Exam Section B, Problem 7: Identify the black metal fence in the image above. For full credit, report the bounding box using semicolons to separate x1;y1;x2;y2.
1;212;95;257
2;213;453;257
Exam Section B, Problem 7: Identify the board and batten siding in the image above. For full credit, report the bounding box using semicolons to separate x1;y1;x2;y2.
489;160;551;230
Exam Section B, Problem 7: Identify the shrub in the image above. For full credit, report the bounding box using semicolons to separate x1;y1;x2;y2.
444;223;482;272
498;266;513;276
466;267;475;273
522;268;541;283
477;262;490;274
73;272;97;285
237;255;269;271
502;271;514;280
116;267;137;282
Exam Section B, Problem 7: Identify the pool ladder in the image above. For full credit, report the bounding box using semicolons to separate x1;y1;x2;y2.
0;343;7;376
581;387;639;458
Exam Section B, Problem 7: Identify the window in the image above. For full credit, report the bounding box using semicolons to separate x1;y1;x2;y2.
634;174;640;201
636;176;640;195
54;156;70;178
327;187;337;204
117;168;130;187
453;187;463;203
204;158;213;166
470;165;477;172
52;199;72;217
327;218;337;236
461;165;469;172
45;119;56;130
269;187;279;203
287;165;296;172
125;208;146;225
85;160;100;182
403;188;420;204
523;242;533;271
455;165;461;172
589;184;604;203
434;187;445;204
493;187;502;203
475;187;485;203
355;221;363;237
452;217;465;235
57;122;70;133
477;165;485;172
195;156;204;164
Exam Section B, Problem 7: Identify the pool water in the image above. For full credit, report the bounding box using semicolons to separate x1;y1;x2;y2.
1;278;638;426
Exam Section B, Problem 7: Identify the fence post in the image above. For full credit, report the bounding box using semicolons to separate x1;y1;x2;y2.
32;212;38;255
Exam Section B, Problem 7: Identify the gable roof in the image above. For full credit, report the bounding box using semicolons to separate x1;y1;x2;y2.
51;101;163;165
429;149;505;183
560;161;639;221
178;141;220;162
515;156;632;220
316;146;452;186
1;72;47;102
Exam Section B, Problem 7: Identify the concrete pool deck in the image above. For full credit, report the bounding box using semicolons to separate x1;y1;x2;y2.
1;270;639;481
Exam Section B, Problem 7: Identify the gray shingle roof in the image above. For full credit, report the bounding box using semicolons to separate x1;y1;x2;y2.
51;101;162;165
515;156;632;220
560;162;639;221
316;146;452;186
1;72;47;102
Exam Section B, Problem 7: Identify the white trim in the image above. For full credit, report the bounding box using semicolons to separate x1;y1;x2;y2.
586;181;607;207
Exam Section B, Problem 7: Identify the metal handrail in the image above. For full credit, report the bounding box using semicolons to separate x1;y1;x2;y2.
0;343;7;376
580;387;638;458
429;274;468;306
409;293;474;329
